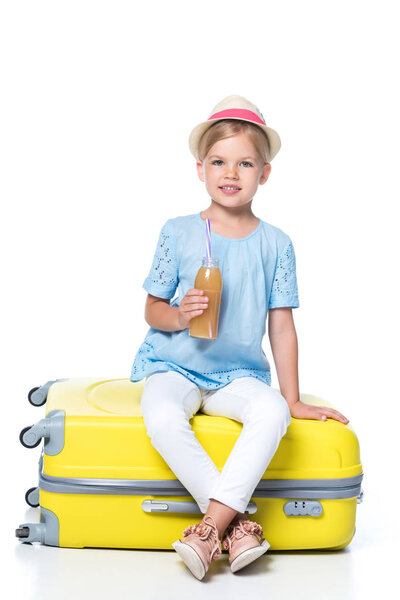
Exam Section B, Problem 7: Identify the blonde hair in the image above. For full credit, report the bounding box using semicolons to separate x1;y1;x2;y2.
198;119;271;164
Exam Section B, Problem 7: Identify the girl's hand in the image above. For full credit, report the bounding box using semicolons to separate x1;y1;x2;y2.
177;289;209;330
289;400;349;424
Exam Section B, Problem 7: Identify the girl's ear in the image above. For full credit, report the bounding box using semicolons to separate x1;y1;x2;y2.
196;160;205;182
259;162;271;185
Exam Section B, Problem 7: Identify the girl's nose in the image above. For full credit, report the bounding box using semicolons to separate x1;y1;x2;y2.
224;165;239;177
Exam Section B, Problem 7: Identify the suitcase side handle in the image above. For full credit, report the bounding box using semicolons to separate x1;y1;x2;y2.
141;500;258;514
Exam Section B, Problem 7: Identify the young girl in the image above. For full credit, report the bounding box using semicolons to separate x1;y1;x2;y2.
130;95;349;580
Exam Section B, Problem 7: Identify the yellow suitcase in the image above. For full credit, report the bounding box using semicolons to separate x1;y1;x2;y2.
16;378;363;551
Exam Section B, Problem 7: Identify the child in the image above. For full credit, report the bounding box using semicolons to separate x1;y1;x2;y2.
130;95;349;580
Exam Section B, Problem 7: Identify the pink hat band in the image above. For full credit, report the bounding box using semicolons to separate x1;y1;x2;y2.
208;108;266;126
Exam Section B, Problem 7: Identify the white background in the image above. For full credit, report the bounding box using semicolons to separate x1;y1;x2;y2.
1;1;399;598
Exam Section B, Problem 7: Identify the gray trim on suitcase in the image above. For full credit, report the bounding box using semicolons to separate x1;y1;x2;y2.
38;451;363;500
29;379;69;406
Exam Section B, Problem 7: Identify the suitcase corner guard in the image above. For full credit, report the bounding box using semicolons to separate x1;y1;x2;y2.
19;409;65;455
27;379;69;407
15;507;59;546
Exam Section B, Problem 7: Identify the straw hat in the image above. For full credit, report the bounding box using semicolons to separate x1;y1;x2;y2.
188;94;281;161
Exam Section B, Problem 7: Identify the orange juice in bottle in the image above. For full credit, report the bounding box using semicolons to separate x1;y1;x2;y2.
189;257;222;340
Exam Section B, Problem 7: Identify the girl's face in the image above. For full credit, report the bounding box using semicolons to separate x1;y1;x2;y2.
196;132;271;211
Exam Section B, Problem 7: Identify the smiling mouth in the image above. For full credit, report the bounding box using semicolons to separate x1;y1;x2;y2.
219;186;241;190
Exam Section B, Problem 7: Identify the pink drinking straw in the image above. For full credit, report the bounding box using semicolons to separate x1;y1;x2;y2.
205;218;213;337
205;218;211;260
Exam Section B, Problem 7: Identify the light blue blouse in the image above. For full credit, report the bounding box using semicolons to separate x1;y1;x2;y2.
130;212;300;389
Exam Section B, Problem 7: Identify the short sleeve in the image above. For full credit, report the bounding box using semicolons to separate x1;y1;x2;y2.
142;220;179;299
268;239;300;309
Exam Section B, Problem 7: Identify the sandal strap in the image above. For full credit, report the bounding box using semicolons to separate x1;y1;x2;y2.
182;515;222;560
222;519;264;551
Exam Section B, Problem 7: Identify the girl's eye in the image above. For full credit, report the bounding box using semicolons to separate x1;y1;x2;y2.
211;160;253;167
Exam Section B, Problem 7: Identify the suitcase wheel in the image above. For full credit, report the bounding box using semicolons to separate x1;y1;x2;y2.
25;487;39;508
28;387;46;406
19;426;42;448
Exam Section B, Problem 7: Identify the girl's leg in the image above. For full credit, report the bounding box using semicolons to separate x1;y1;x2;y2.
140;370;221;514
200;377;291;519
203;498;245;538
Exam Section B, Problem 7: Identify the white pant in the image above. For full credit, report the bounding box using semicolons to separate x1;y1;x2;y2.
140;370;291;514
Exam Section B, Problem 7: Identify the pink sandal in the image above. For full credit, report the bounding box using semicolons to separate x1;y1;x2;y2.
222;517;270;573
172;515;222;580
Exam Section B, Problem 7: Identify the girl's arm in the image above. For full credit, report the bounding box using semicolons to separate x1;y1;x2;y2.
145;290;210;332
268;307;300;407
145;294;182;332
268;308;349;424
